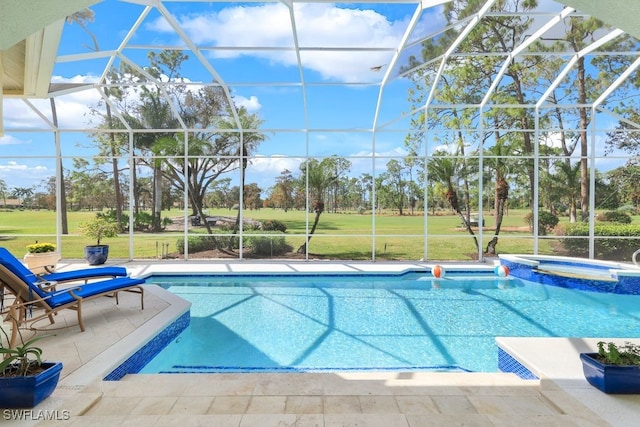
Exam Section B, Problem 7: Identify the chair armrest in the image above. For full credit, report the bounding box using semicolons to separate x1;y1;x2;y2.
36;281;58;292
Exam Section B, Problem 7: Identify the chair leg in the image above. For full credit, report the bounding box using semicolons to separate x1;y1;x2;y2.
76;302;84;332
8;306;19;348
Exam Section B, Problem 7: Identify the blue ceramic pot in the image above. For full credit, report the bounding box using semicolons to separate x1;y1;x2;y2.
0;362;63;408
580;353;640;394
84;245;109;265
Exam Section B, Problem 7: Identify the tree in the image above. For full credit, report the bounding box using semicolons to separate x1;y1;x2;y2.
68;8;123;229
160;85;229;232
134;50;186;231
607;165;640;209
68;158;118;211
206;178;232;209
214;106;267;248
359;173;374;211
407;0;547;208
556;161;581;223
403;154;420;215
564;17;608;221
533;15;610;222
427;149;480;252
243;183;263;210
483;136;512;255
296;158;339;254
11;187;34;209
380;159;406;215
272;169;295;211
0;179;7;207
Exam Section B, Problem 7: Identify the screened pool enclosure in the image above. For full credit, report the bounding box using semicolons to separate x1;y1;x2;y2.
2;0;640;262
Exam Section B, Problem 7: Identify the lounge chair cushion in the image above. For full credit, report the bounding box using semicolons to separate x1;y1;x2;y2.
41;266;128;282
0;248;39;281
47;277;145;306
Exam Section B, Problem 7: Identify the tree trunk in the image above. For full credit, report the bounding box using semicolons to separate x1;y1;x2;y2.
297;200;324;254
485;178;508;256
106;102;123;225
577;57;590;222
50;99;68;234
152;164;162;231
229;146;248;250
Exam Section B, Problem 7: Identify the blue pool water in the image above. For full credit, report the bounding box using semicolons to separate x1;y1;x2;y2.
140;271;640;373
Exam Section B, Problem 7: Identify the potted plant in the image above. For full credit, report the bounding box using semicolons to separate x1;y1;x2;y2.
23;242;61;274
79;216;121;265
0;307;63;408
580;341;640;394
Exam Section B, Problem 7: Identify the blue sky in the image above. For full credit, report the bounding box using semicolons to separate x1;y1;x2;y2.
1;1;433;191
0;0;634;192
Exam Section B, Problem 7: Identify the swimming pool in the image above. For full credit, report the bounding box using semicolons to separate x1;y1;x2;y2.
139;271;640;373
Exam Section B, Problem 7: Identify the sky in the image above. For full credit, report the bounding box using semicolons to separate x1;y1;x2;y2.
0;0;634;192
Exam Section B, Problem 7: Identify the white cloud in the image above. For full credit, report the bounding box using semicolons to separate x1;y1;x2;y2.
0;161;50;189
249;155;302;175
542;131;563;149
0;135;27;145
149;3;408;82
234;95;262;112
3;75;102;131
3;99;52;129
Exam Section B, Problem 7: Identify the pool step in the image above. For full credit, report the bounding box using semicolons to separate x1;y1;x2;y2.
533;267;618;283
159;365;473;374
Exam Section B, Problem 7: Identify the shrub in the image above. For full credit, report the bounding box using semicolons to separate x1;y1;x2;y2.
245;232;290;256
134;212;154;230
524;211;559;235
96;210;128;229
25;242;56;253
177;236;212;254
557;222;640;261
79;216;120;245
596;211;632;224
260;219;287;233
97;209;170;231
176;232;236;254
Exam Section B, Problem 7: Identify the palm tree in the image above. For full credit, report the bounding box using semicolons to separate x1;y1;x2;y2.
215;107;266;250
484;136;512;256
556;160;581;223
428;150;480;252
296;159;339;254
0;179;7;207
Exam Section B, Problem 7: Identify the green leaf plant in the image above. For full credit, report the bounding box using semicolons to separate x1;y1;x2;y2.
597;341;640;366
0;306;50;377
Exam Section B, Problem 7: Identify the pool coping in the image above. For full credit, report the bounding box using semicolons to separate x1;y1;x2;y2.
58;284;191;389
497;337;640;427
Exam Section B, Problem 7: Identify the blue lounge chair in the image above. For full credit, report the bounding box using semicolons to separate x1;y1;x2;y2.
0;249;144;333
39;266;128;283
0;248;128;284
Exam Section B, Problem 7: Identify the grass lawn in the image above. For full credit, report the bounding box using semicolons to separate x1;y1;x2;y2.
0;207;562;261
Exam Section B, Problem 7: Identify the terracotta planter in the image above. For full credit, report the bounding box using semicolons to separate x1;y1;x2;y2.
23;252;61;274
0;362;63;408
580;353;640;394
